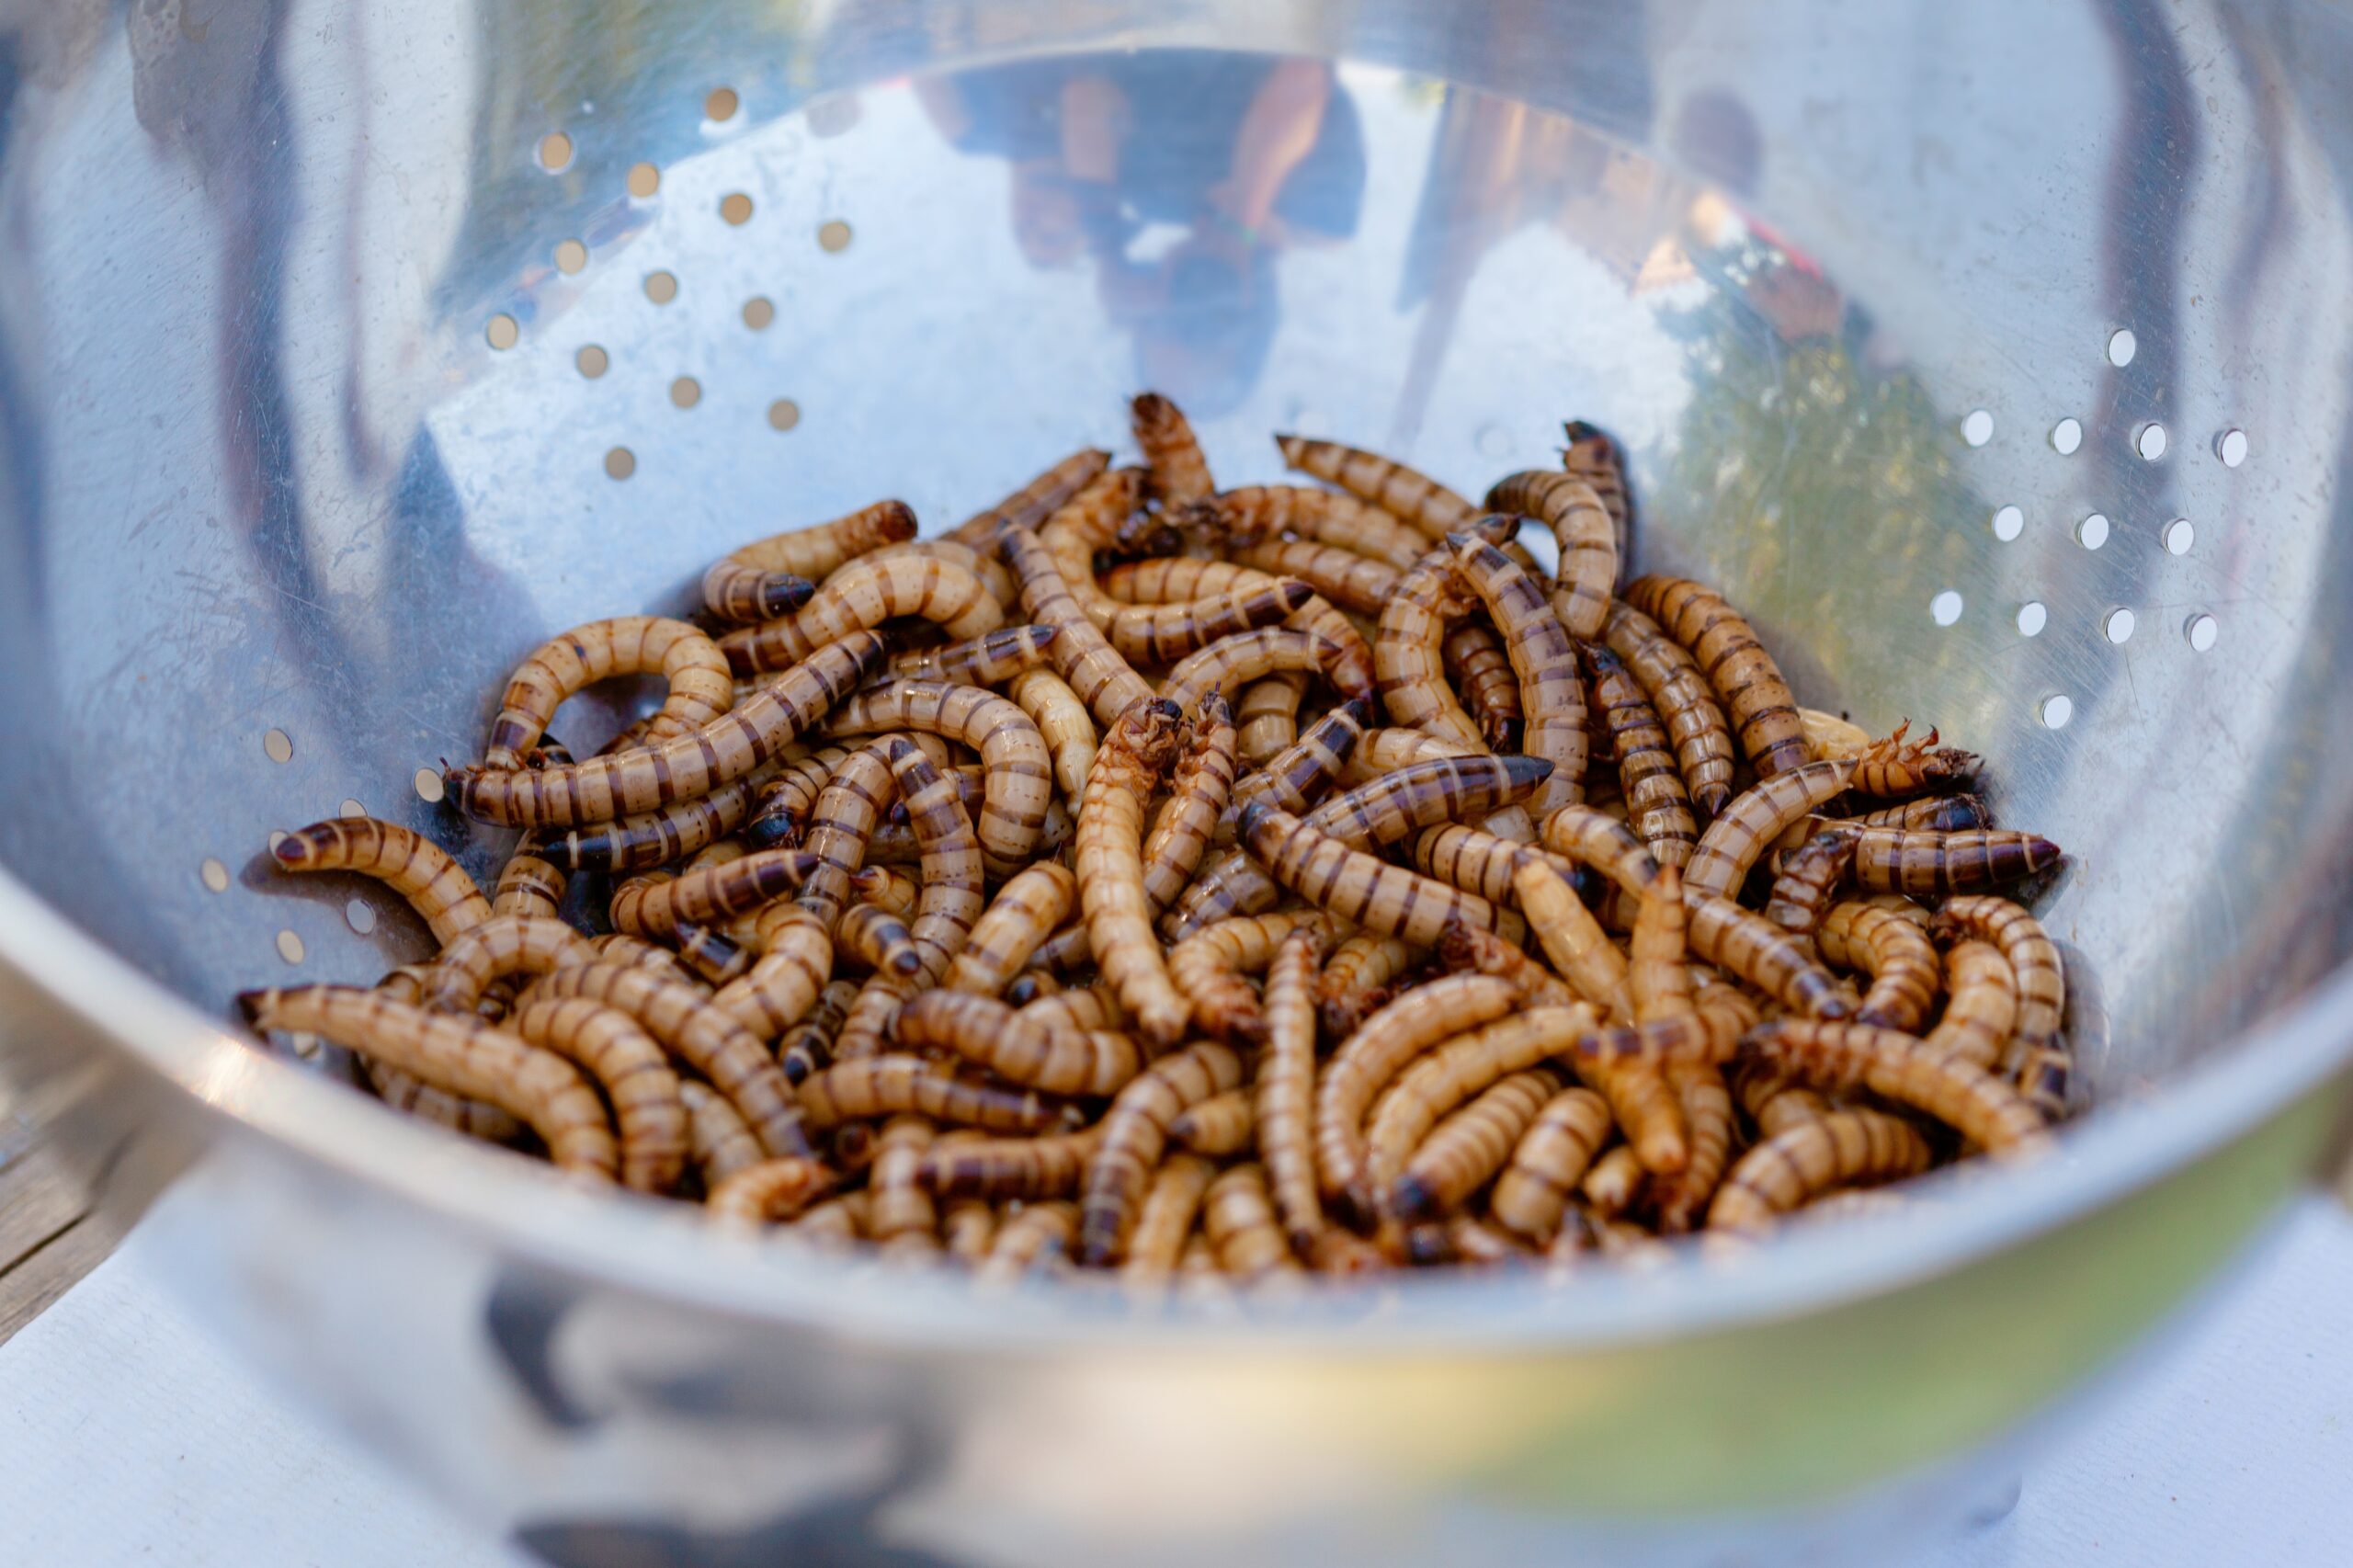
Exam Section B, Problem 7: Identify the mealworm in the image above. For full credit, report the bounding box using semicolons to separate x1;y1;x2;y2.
1449;531;1587;812
1684;891;1852;1020
447;632;882;828
795;1054;1081;1134
1538;802;1663;901
1168;1088;1255;1156
825;680;1053;878
1653;1061;1735;1233
1202;1165;1302;1279
1581;1145;1649;1218
672;923;753;987
1313;973;1522;1218
835;902;921;978
1622;575;1807;781
1365;1007;1597;1204
1684;758;1855;901
893;992;1142;1096
1158;629;1358;713
1851;721;1982;798
788;1190;871;1244
1921;940;2018;1073
1850;827;2064;896
1114;576;1322;665
703;499;914;622
1165;911;1333;1045
1038;465;1147;603
939;1166;999;1263
1489;1086;1613;1244
1857;793;1994;833
1597;601;1735;818
1188;483;1429;568
1509;859;1631;1020
1483;470;1617;639
1079;1041;1247;1265
852;863;921;920
1707;1110;1934;1233
1742;1020;2049;1153
1390;1067;1564;1222
1097;555;1378;702
1316;934;1421;1040
1257;924;1329;1254
1075;699;1193;1047
1234;674;1308;766
707;1157;834;1224
1815;899;1941;1033
365;968;522;1139
420;915;597;1013
1405;824;1578;908
1375;538;1484;748
1142;692;1238;916
947;862;1078;996
491;833;567;921
1274;433;1473;540
720;553;1004;677
997;520;1157;725
874;735;986;983
484;618;735;769
1559;419;1633;549
1169;752;1551;939
1442;623;1523;751
710;901;835;1043
1628;865;1695;1022
1228;696;1370;820
525;958;811;1159
861;537;1021;617
883;624;1060;687
239;986;617;1180
1120;1153;1217;1286
981;1201;1080;1283
914;1125;1103;1202
1021;981;1123;1034
1578;642;1698;869
1003;669;1096;800
743;736;943;852
1733;1057;1836;1140
862;1115;942;1252
1241;802;1522;947
269;817;492;944
1763;825;1861;938
1932;895;2069;1119
777;976;859;1084
504;995;688;1193
609;848;825;946
585;934;697;984
947;447;1111;546
1131;391;1216;506
1233;539;1404;615
678;1080;765;1186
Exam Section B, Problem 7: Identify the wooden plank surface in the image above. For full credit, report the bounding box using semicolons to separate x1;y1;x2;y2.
0;1095;112;1348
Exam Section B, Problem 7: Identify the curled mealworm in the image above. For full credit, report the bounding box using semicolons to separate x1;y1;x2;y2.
1448;530;1587;812
1365;1008;1597;1205
882;624;1060;687
1159;629;1360;712
1577;642;1697;869
362;971;522;1142
1075;699;1194;1047
861;537;1021;617
505;995;688;1193
1273;432;1473;540
1142;692;1238;917
1079;1041;1246;1265
777;976;859;1084
1166;911;1333;1045
1598;599;1737;820
1921;940;2018;1073
1932;895;2069;1118
1489;1086;1613;1244
1850;721;1982;798
947;448;1110;547
852;863;920;918
446;632;883;828
1763;825;1861;938
996;521;1157;726
1375;532;1488;749
874;734;986;985
710;901;835;1043
1257;924;1330;1254
707;1157;834;1224
1622;575;1808;782
1850;826;2064;896
893;992;1141;1096
239;986;617;1180
1234;674;1308;766
1816;899;1941;1033
1442;622;1522;751
946;861;1077;996
794;1053;1082;1134
720;553;1004;676
1313;973;1522;1217
703;499;913;622
1189;483;1429;568
1407;823;1578;907
1316;934;1420;1040
1228;696;1371;822
1390;1067;1564;1222
269;817;492;943
1242;801;1522;947
824;680;1053;878
1006;668;1097;801
1742;1020;2050;1153
1559;420;1633;549
1683;758;1855;901
1168;1088;1255;1156
421;915;597;1013
743;736;944;852
492;835;567;921
484;617;735;769
1707;1110;1934;1233
1483;470;1617;639
1120;1153;1218;1286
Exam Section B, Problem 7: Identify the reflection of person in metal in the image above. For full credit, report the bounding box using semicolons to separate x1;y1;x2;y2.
918;52;1365;415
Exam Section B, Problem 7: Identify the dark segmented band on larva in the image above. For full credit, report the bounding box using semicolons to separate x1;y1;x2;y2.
1166;911;1334;1046
1273;432;1473;540
1683;891;1851;1021
421;915;598;1014
1362;1006;1597;1197
892;992;1142;1097
1442;621;1522;751
1240;801;1522;948
1483;469;1618;640
1131;391;1216;506
1142;691;1238;917
915;1126;1104;1201
1489;1085;1613;1244
1448;530;1588;813
702;498;914;623
1622;575;1808;781
504;995;688;1193
881;623;1061;687
1102;575;1318;665
1189;483;1430;569
946;861;1077;996
1202;1164;1302;1279
446;632;884;829
1559;420;1633;551
1374;538;1484;749
1850;721;1982;799
1228;695;1370;822
1577;641;1698;869
824;680;1053;880
1233;539;1404;616
1931;894;2069;1119
1683;757;1855;901
1850;826;2064;897
1762;825;1862;939
1075;699;1194;1047
1707;1109;1934;1233
995;520;1159;726
793;1053;1084;1134
1741;1020;2050;1154
1816;899;1941;1033
1095;554;1378;702
268;817;492;945
1599;598;1737;820
1390;1066;1563;1223
1079;1041;1247;1266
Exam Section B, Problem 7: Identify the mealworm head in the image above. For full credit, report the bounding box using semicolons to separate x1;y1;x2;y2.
1390;1173;1443;1224
1339;696;1376;727
1496;754;1556;796
234;988;275;1026
753;574;819;619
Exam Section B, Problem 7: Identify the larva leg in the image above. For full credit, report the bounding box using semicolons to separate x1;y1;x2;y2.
1076;699;1193;1046
1850;721;1983;798
1622;575;1808;781
269;818;492;943
1707;1110;1933;1233
1079;1042;1246;1265
239;986;617;1180
485;617;735;768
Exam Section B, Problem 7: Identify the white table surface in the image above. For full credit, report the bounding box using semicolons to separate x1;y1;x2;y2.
5;1200;2349;1567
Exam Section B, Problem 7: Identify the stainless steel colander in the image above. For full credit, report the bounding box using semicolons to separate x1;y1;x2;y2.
4;0;2352;1562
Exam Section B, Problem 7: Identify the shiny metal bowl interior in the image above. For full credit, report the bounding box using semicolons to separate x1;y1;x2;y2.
5;0;2353;1557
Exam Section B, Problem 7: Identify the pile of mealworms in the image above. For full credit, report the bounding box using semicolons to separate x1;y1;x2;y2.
238;392;2072;1283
